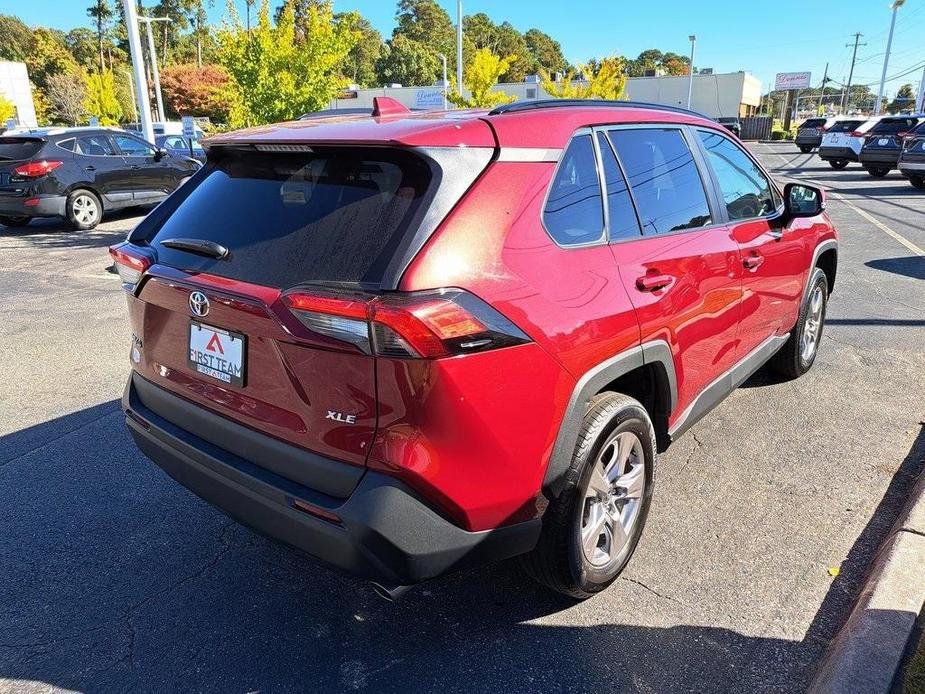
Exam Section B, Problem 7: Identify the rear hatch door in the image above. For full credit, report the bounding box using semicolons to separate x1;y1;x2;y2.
0;137;44;191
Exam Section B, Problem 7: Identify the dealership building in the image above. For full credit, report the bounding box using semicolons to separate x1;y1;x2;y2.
0;61;38;128
327;71;763;119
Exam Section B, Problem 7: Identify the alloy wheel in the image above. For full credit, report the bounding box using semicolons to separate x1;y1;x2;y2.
581;431;646;567
800;285;824;362
72;194;99;226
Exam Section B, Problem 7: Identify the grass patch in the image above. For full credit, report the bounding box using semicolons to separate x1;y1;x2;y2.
907;629;925;694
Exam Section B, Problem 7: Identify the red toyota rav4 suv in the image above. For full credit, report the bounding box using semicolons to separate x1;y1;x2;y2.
112;99;837;599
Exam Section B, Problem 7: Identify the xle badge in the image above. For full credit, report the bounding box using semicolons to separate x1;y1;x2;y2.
326;411;357;424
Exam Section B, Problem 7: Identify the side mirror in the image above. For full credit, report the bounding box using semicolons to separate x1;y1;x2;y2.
154;147;168;161
784;182;825;219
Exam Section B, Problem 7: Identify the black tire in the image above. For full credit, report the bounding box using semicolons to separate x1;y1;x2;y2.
0;215;31;227
521;392;656;599
799;145;813;153
65;189;102;230
828;160;849;169
866;167;890;178
908;174;925;190
771;268;828;379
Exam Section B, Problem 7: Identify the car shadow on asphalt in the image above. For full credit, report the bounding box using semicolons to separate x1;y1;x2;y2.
1;406;923;692
0;210;146;249
865;256;925;281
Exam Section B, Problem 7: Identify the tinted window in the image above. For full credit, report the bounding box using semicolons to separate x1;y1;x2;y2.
147;148;432;288
698;130;776;221
0;137;44;161
870;118;919;135
56;138;77;152
827;120;864;133
596;132;641;241
162;136;184;149
799;119;826;129
76;135;116;156
114;135;155;156
910;121;925;136
542;134;604;245
607;128;712;235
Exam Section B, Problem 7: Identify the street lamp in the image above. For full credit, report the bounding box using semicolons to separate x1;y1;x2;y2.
874;0;905;116
138;15;171;122
438;53;448;110
121;0;153;142
687;35;696;109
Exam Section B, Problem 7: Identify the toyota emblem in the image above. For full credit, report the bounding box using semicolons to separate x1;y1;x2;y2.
189;291;210;317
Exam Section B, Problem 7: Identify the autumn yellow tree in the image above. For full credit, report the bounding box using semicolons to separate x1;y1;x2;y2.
84;69;122;125
542;56;628;101
448;48;517;108
0;94;15;123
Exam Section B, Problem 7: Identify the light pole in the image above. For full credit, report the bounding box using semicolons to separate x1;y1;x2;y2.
438;53;448;109
687;35;696;109
874;0;905;116
121;0;153;142
138;16;171;122
456;1;463;96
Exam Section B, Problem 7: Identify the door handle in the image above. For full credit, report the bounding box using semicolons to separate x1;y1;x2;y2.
130;165;141;170
743;254;765;270
84;165;96;172
636;274;674;292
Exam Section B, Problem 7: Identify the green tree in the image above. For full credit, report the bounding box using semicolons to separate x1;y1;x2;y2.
375;34;439;86
0;14;33;61
524;28;567;75
543;56;628;100
152;0;196;65
393;0;456;73
448;48;516;108
340;15;384;87
462;14;532;83
659;52;691;76
217;0;359;126
0;94;15;123
85;68;122;124
27;28;80;90
86;0;114;72
45;70;88;125
889;83;916;114
66;28;101;70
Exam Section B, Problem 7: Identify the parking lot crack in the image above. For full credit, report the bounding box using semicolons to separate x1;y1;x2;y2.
620;576;684;605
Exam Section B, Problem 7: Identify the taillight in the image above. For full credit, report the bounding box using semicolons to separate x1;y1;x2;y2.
849;131;864;137
109;242;153;291
13;160;63;178
283;288;530;359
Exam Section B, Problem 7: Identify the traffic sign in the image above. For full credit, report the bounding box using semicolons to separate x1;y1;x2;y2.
182;115;197;141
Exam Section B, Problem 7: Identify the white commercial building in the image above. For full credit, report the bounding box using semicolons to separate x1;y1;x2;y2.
327;71;762;119
0;61;38;128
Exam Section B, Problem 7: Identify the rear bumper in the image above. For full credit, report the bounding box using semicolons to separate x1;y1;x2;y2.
898;158;925;172
859;150;900;167
818;146;858;162
796;135;822;146
0;193;66;218
122;373;540;586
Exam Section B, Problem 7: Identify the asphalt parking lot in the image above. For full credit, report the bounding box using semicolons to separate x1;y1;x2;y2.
1;141;924;693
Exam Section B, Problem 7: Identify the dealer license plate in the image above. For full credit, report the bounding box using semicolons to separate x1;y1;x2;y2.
187;321;246;386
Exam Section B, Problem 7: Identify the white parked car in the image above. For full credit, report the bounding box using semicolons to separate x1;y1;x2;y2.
817;117;882;169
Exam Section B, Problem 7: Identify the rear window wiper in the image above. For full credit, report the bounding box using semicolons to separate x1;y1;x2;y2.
159;237;230;260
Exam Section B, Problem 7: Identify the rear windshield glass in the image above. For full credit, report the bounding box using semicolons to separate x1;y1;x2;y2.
827;120;863;133
147;148;433;289
870;118;920;135
910;121;925;135
0;137;44;161
799;119;826;129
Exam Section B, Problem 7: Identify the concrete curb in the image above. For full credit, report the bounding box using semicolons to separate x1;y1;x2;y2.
810;468;925;693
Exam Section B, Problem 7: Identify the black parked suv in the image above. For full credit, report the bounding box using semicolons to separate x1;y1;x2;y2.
859;115;923;177
898;120;925;189
716;117;742;137
0;127;199;230
795;117;833;153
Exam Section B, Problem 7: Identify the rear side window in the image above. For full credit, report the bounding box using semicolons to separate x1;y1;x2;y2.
148;148;433;289
595;132;641;241
871;118;919;135
827;120;863;133
76;135;116;156
607;128;712;235
0;137;44;161
697;130;776;221
543;134;604;246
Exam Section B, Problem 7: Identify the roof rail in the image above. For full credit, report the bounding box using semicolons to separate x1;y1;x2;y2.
487;99;708;119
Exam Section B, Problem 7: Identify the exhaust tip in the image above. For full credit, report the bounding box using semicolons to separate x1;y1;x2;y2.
370;581;411;602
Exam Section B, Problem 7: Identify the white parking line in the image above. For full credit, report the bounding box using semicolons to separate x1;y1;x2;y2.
757;144;925;257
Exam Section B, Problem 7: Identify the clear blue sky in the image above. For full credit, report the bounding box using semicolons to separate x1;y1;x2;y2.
7;0;925;97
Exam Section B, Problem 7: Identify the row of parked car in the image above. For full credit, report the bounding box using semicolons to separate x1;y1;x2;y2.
794;114;925;189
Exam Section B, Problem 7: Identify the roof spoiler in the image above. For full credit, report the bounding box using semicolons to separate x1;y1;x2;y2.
372;97;410;118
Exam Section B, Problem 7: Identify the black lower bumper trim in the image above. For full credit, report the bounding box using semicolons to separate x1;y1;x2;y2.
860;151;901;167
123;375;541;585
818;147;858;162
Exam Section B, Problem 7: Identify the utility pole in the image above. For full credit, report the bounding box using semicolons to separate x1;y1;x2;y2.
819;62;829;115
456;1;463;96
875;1;906;116
438;53;448;109
842;33;865;113
122;0;153;143
687;35;697;109
919;65;925;112
139;16;170;122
